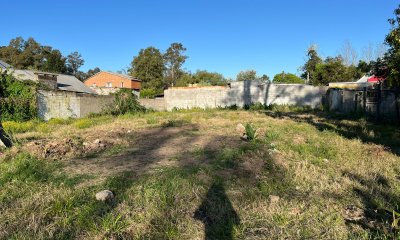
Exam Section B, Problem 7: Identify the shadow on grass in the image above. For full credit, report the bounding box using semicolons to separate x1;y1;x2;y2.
342;170;400;237
264;110;400;156
194;181;240;240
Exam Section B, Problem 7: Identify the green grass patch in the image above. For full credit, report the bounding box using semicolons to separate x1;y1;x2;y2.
72;115;113;129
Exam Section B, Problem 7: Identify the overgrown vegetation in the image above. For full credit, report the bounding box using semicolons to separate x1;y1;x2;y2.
1;109;399;239
0;71;37;121
106;89;145;115
371;4;400;87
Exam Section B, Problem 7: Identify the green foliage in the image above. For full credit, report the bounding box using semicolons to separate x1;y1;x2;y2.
370;5;400;86
273;71;304;84
130;47;165;93
0;153;53;185
193;70;227;86
300;45;323;82
107;89;145;115
313;57;362;85
175;70;227;87
248;102;266;110
140;88;157;98
236;69;258;81
0;72;37;121
72;115;113;129
128;43;228;90
163;43;188;87
0;37;67;73
245;123;257;141
301;46;363;85
357;60;372;74
260;74;270;81
265;104;313;113
236;70;269;82
66;51;85;76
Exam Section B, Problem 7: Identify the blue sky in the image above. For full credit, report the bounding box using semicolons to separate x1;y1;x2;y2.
0;0;397;79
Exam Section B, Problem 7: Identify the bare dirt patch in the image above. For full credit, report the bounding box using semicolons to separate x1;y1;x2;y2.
62;124;244;177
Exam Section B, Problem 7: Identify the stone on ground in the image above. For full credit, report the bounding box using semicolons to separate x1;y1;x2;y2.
95;190;115;202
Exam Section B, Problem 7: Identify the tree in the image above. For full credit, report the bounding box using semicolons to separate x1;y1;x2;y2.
0;37;68;73
66;51;85;76
175;72;194;87
260;74;270;82
357;60;372;75
86;67;101;78
164;43;188;87
192;70;226;86
370;5;400;86
273;71;303;84
339;40;358;66
236;70;258;81
300;45;323;84
130;47;165;93
313;56;362;85
41;48;67;73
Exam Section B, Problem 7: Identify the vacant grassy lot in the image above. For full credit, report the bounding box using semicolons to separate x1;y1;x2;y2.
0;108;399;239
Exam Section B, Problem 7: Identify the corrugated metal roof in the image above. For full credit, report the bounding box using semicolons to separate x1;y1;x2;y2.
12;69;96;94
57;74;97;94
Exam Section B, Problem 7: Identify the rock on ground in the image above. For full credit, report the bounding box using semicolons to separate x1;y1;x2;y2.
95;190;115;202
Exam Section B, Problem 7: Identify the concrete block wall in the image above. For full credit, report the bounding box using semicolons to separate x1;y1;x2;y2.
37;90;114;120
164;81;328;111
139;98;166;111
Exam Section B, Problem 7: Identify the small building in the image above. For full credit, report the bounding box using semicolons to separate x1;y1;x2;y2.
0;60;95;94
84;71;141;96
0;59;115;120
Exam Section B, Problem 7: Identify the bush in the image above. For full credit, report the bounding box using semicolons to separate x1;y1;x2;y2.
0;72;37;121
140;88;157;98
106;89;145;115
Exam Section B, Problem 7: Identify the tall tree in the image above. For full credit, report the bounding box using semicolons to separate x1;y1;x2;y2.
371;5;400;86
130;47;165;93
41;48;67;73
236;70;258;81
66;51;85;75
163;43;188;87
0;37;68;73
301;45;323;84
338;40;358;66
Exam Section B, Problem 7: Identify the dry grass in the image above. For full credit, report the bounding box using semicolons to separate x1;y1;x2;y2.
0;109;399;239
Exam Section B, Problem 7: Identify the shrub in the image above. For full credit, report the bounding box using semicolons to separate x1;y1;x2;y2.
245;123;257;141
0;72;37;121
106;89;145;115
248;102;266;111
140;88;157;98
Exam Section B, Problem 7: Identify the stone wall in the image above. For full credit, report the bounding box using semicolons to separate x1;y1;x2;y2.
163;81;328;110
37;90;114;120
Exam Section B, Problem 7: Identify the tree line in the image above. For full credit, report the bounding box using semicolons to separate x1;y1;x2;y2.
3;2;400;94
128;43;230;97
0;37;100;80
